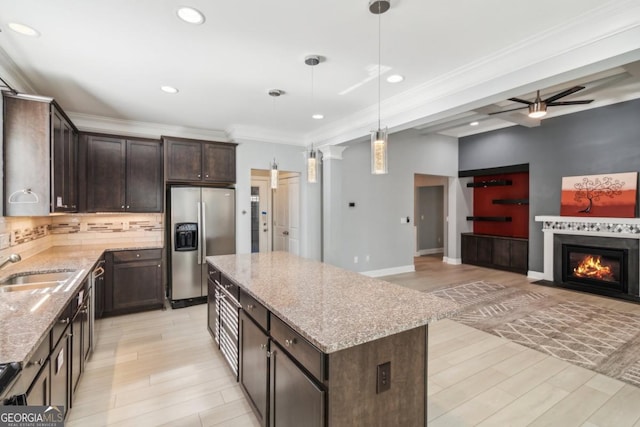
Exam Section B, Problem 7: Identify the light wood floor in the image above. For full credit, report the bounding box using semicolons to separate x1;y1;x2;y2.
67;257;640;426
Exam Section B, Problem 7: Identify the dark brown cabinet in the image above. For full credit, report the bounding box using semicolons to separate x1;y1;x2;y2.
3;93;78;215
50;326;69;415
83;134;163;212
70;282;91;404
103;249;163;316
270;342;325;427
240;311;269;426
461;233;528;274
25;360;50;406
165;136;236;184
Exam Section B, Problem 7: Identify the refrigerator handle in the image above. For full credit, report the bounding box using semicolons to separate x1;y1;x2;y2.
202;202;207;263
197;202;202;265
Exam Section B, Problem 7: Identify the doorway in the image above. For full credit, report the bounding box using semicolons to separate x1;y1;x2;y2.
250;169;300;254
414;174;448;263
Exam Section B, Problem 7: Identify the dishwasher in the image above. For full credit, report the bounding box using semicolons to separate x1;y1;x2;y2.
216;276;240;379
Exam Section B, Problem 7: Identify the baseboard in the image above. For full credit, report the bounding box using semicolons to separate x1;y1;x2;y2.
443;257;462;265
415;248;444;256
527;270;545;280
362;265;415;278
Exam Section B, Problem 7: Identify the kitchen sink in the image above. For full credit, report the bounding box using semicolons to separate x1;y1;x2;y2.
0;271;75;292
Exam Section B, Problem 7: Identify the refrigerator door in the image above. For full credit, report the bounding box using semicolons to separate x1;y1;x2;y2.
201;188;236;295
170;187;203;300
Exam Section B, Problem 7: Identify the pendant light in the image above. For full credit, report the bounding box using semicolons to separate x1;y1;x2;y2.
305;54;322;184
370;0;390;175
268;89;284;190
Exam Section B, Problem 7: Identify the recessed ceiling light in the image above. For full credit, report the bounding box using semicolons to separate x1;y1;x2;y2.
177;7;205;24
386;74;404;83
8;22;40;37
312;114;324;120
469;121;479;126
161;86;179;94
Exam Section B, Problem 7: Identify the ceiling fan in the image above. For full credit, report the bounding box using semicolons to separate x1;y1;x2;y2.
490;85;594;118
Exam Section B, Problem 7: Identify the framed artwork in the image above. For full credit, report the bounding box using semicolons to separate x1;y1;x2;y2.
560;172;638;217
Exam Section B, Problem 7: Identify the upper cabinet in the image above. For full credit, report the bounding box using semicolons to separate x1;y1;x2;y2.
3;93;78;215
164;136;236;184
81;133;163;213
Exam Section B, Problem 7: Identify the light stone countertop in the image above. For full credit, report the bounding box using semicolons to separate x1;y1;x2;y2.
0;244;163;366
207;252;461;354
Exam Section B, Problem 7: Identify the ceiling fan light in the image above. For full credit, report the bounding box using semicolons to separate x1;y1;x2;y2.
528;102;547;118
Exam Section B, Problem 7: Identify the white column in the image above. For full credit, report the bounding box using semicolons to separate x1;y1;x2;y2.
319;146;347;267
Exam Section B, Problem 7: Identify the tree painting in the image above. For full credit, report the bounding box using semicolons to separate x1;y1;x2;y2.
560;172;638;218
573;175;624;213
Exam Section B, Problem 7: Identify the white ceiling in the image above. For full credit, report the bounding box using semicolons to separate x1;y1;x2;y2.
0;0;639;146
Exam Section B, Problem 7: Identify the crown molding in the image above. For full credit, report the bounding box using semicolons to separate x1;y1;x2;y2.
319;146;347;160
305;0;640;146
67;112;229;141
0;46;37;94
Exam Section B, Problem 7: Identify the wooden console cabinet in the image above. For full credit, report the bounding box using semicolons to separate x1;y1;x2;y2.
462;233;528;274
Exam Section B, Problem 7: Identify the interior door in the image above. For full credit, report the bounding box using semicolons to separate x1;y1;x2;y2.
251;176;271;252
274;175;300;255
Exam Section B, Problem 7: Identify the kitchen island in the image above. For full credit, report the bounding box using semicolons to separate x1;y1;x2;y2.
207;252;461;427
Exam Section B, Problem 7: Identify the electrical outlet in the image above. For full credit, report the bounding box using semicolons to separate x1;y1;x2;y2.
376;361;391;393
354;256;358;264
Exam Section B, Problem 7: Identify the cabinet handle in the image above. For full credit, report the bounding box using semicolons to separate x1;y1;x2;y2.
158;264;161;268
72;205;77;208
126;205;130;209
205;174;209;178
28;357;45;367
246;304;255;310
197;174;201;178
285;338;296;347
267;350;274;357
59;318;69;324
121;205;125;209
260;343;267;350
136;254;140;258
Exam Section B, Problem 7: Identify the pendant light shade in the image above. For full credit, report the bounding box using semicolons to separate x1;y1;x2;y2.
370;0;390;175
307;149;318;183
270;159;278;190
371;128;388;174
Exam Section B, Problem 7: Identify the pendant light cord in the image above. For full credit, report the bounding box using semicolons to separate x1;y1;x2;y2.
377;1;382;130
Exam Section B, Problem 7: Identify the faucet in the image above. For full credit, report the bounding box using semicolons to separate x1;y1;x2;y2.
0;253;21;269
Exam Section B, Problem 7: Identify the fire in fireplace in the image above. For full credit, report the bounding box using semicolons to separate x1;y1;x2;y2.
562;244;628;293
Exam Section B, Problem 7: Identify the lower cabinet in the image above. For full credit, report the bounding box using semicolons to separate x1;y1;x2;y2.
50;327;70;414
25;360;50;406
240;311;269;426
103;249;163;316
461;233;528;274
270;342;325;427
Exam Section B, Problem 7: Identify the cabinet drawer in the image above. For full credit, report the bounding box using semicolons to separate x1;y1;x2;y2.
207;264;221;284
270;314;325;382
51;303;71;348
220;274;239;302
20;337;50;393
240;290;268;331
112;249;161;263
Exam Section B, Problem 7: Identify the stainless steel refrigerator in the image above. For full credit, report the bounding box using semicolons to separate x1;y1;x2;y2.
168;186;235;308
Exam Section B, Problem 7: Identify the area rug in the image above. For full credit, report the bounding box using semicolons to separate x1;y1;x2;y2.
427;281;640;387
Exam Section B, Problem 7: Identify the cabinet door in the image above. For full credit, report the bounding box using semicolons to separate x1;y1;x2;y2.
203;142;236;183
126;140;163;212
111;259;163;312
26;361;50;406
510;240;528;272
166;139;202;181
86;135;126;211
270;343;325;427
50;330;69;415
71;310;82;398
95;274;105;319
240;311;269;426
461;234;477;264
492;238;511;268
477;236;493;264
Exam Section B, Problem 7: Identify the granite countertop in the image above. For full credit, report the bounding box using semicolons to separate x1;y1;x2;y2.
0;243;162;366
207;252;461;354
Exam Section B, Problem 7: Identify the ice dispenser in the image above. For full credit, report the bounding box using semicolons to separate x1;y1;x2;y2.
175;223;198;251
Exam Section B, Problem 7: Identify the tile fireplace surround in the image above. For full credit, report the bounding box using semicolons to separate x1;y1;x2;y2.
536;215;640;299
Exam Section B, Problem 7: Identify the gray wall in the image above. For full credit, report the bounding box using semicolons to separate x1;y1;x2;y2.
339;130;458;272
459;98;640;273
417;186;444;251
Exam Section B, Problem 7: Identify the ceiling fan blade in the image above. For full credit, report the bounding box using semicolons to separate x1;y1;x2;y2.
543;85;585;103
547;100;594;106
488;106;528;115
507;97;533;105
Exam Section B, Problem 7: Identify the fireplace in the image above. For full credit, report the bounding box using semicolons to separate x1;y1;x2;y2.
562;244;628;293
552;233;639;299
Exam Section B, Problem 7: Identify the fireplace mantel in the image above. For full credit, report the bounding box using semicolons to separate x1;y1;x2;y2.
535;215;640;282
